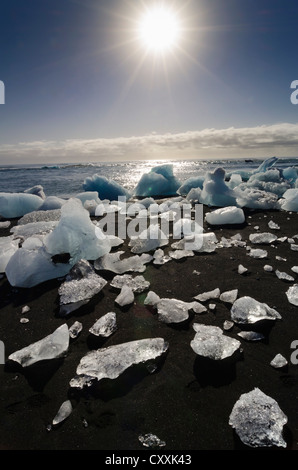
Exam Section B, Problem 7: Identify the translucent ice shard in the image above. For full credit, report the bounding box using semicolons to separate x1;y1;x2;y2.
205;206;245;225
220;289;238;304
94;251;152;274
0;236;19;273
169;250;194;260
115;285;135;306
247;248;268;259
89;312;117;337
110;274;150;293
231;296;281;324
194;288;220;302
8;324;69;367
249;232;277;244
144;291;161;306
52;400;73;426
238;264;248;274
286;284;298;306
275;270;295;282
129;226;168;254
152;249;171;265
69;337;169;389
190;324;241;360
69;321;83;339
229;388;288;448
270;354;288;369
154;298;205;324
237;331;265;341
138;433;166;448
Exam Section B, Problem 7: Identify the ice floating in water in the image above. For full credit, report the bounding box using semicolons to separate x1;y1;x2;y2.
191;324;241;360
134;164;181;197
69;337;168;389
249;232;277;244
89;312;117;337
52;400;73;426
110;274;150;293
247;248;268;258
58;260;107;315
94;251;152;274
205;206;245;225
138;433;166;449
270;354;288;369
229;388;288;448
0;236;19;272
83;174;131;200
219;289;238;304
0;192;43;218
194;288;220;302
237;331;265;341
275;270;295;282
115;285;135;307
286;284;298;306
8;324;69;367
231;296;281;324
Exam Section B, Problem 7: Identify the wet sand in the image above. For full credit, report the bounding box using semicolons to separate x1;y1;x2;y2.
0;205;298;451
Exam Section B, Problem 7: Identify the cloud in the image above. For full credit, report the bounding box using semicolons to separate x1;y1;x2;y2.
1;122;298;163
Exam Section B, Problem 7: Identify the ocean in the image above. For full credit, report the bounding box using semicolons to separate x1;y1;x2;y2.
0;157;297;199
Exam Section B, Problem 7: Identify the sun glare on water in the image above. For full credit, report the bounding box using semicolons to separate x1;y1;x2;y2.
137;5;181;53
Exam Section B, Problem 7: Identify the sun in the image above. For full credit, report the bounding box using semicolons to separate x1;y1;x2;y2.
137;5;181;54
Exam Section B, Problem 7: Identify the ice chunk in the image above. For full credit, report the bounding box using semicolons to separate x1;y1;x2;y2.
194;288;220;302
129;226;168;254
264;265;273;272
138;434;166;449
278;188;298;212
21;305;30;314
38;196;66;211
177;175;205;196
0;192;43;218
144;291;161;306
75;191;100;206
205;207;245;225
94;251;152;274
83;174;131;200
89;312;117;337
152;249;171;265
219;289;238;304
58;260;107;315
69;321;83;339
18;209;61;225
223;320;234;331
237;331;265;341
169;250;194;260
8;324;69;367
171;232;217;253
52;400;73;426
238;264;248;274
191;324;241;360
268;220;280;230
270;354;288;369
247;248;268;258
275;270;295;282
115;285;135;306
134;164;181;197
236;187;279;210
231;296;281;324
24;185;46;200
199;168;237;207
11;221;58;240
69;337;168;389
229;388;288;448
0;221;11;228
286;284;298;306
186;187;202;203
0;236;19;272
110;274;150;293
291;266;298;274
154;298;205;324
249;232;277;244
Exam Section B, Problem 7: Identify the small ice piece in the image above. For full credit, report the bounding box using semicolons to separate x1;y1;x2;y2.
191;324;241;360
247;248;268;258
209;303;216;311
290;244;298;251
69;321;83;339
138;433;166;449
69;337;168;389
169;250;194;260
155;299;202;324
231;296;281;324
264;265;273;272
268;220;280;230
291;266;298;274
238;264;248;274
21;305;30;314
8;324;69;367
0;192;43;218
229;388;288;448
152;249;171;265
52;400;73;426
276;255;287;261
249;232;277;244
275;270;295;282
115;285;135;307
0;236;19;272
110;274;150;293
205;206;245;225
129;226;168;254
11;221;58;240
20;318;29;324
193;270;201;276
144;291;161;306
89;312;117;337
286;284;298;306
277;237;287;243
237;331;265;341
253;226;259;230
94;251;152;274
270;354;288;369
194;288;220;302
223;320;234;331
220;289;238;304
0;221;11;228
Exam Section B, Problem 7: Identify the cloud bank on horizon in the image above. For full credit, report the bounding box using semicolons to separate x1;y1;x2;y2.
1;122;298;164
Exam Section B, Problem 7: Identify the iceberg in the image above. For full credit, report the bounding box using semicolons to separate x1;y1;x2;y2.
89;312;117;337
83;174;131;200
0;192;43;218
8;324;69;367
38;196;66;211
235;187;279;210
190;323;241;360
69;337;169;389
94;251;152;274
24;185;46;199
229;388;288;448
199;168;237;207
134;164;181;198
177;175;205;196
205;206;245;225
0;236;19;272
231;296;281;324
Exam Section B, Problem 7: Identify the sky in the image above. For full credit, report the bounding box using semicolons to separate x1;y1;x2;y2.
1;0;298;164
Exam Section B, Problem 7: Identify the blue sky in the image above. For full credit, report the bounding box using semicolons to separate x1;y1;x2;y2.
1;0;298;163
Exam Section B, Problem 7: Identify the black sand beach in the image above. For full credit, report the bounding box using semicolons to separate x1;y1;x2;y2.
0;205;298;452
